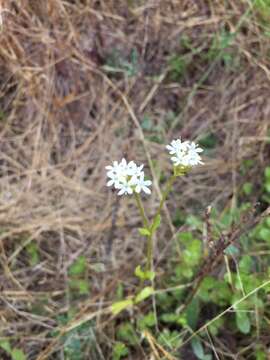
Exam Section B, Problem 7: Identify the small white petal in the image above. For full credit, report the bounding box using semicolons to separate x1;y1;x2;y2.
142;186;151;194
144;180;152;186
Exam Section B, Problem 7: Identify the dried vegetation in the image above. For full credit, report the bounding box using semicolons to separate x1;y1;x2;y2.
0;0;269;358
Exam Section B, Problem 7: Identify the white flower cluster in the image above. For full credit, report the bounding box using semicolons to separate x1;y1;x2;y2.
106;158;152;196
166;138;203;167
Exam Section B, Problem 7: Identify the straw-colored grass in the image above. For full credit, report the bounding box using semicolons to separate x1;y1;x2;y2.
0;0;269;358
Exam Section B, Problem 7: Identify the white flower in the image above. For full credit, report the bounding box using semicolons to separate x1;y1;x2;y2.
106;158;151;196
166;139;204;167
166;138;189;155
132;172;152;194
117;179;134;195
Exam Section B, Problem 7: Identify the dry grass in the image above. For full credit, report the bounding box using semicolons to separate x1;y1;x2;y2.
0;0;269;358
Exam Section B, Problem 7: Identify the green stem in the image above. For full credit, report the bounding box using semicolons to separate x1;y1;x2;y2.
135;175;176;276
146;232;153;274
156;175;176;218
146;175;176;274
134;192;149;229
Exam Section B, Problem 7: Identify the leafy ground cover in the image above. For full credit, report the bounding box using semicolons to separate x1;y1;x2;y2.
0;0;270;359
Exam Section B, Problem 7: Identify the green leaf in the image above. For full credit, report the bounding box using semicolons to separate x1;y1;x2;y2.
242;182;253;195
26;243;40;266
157;329;182;349
69;256;87;276
258;227;270;241
134;286;154;304
134;266;155;281
178;231;193;243
138;228;151;236
183;239;202;266
265;183;270;193
186;215;202;230
224;244;239;256
265;216;270;228
191;338;205;359
255;347;267;360
116;323;138;346
160;313;179;324
112;342;129;360
239;255;253;274
77;279;90;295
186;298;200;329
11;349;27;360
264;166;270;179
0;340;11;354
208;318;224;336
141;115;153;131
137;312;156;330
236;312;251;334
134;265;144;280
68;279;90;295
151;215;161;232
111;299;134;315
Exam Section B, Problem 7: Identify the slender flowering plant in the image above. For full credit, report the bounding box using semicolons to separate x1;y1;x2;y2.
106;138;204;315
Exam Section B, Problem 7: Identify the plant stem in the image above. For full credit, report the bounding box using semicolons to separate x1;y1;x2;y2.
156;175;176;218
146;175;176;273
135;175;176;276
146;232;153;274
134;192;149;229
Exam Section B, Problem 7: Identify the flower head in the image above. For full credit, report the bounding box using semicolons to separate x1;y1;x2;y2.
166;138;204;168
106;158;152;196
132;172;152;195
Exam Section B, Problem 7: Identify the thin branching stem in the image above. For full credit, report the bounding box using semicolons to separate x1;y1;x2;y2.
134;192;149;229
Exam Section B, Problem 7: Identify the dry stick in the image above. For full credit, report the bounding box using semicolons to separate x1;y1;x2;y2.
179;206;270;313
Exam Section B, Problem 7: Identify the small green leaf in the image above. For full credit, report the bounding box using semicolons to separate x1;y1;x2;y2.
236;312;251;334
11;349;27;360
265;183;270;193
239;255;253;274
0;340;11;354
186;298;200;329
157;329;182;349
258;228;270;241
134;286;154;304
137;312;156;330
265;217;270;228
141;115;153;131
135;265;145;280
151;215;161;232
111;299;133;315
145;270;155;281
26;243;40;266
77;279;90;295
224;244;239;256
255;347;267;360
138;228;151;236
264;166;270;179
160;313;179;324
117;323;138;345
191;338;205;360
134;266;155;281
242;182;253;195
112;342;129;360
69;256;87;276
